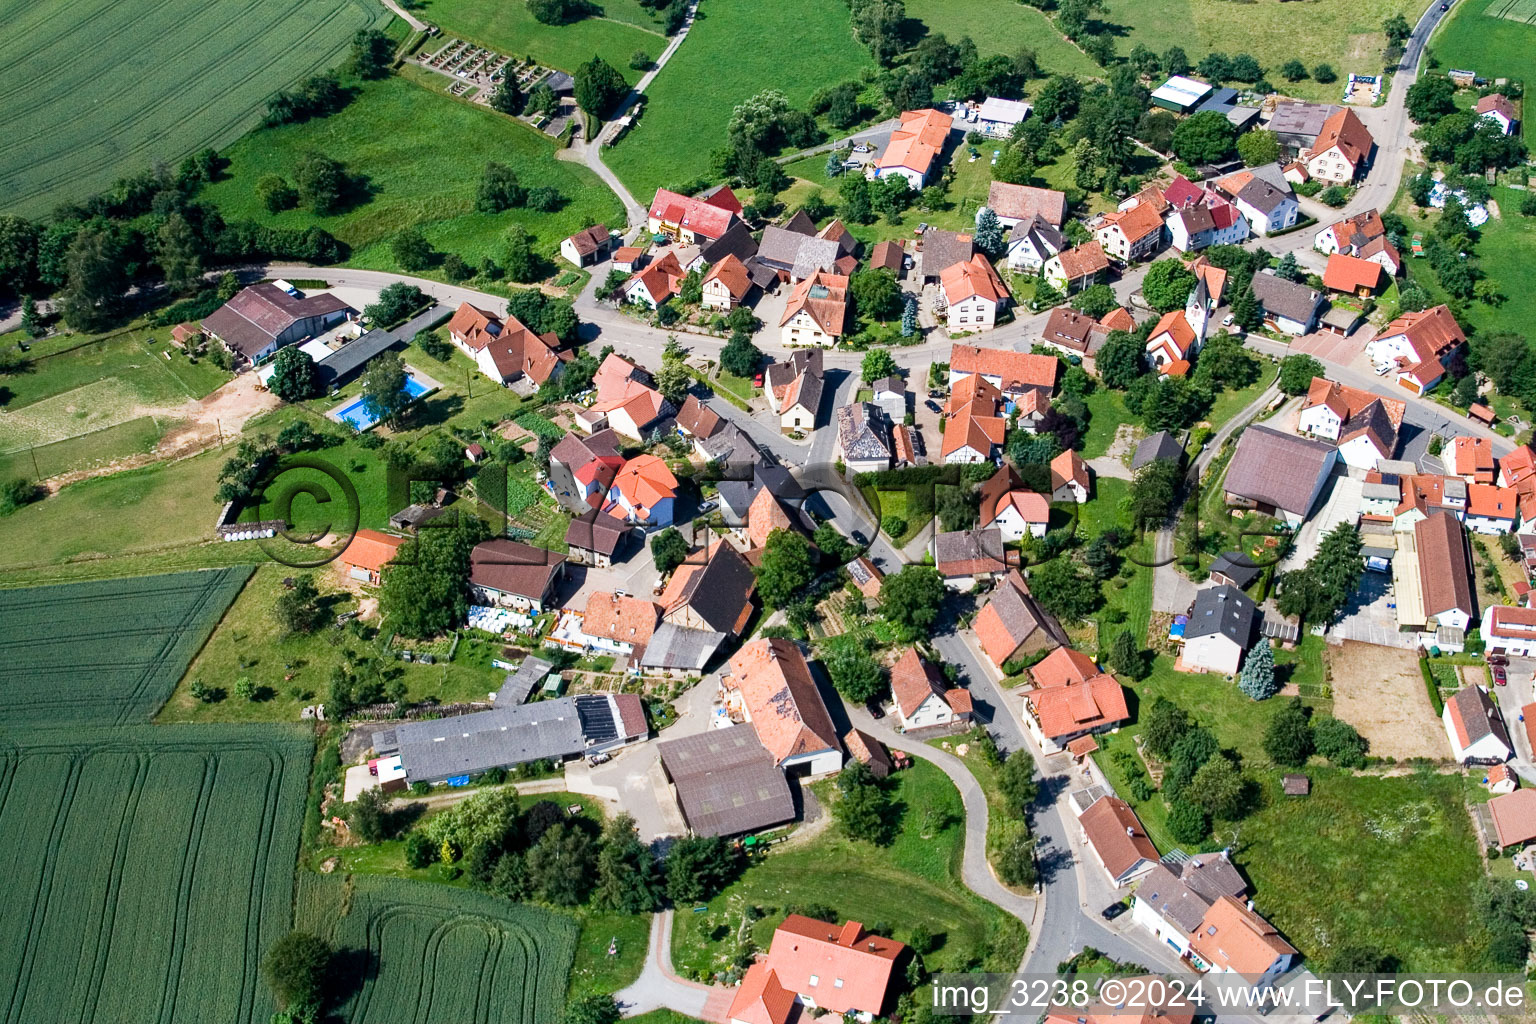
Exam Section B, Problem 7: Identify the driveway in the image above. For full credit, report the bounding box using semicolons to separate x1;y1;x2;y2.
614;910;733;1021
1328;570;1416;649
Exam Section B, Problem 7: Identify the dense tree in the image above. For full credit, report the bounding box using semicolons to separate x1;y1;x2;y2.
1192;332;1259;391
825;638;887;703
526;822;597;905
390;227;436;272
1474;332;1533;395
1160;46;1190;77
665;836;739;903
1142;259;1197;312
274;573;327;634
257;173;299;213
1163;726;1217;801
154;211;202;294
500;224;540;283
755;529;816;609
1029;557;1101;622
575;56;627;119
848;0;908;64
1167;799;1209;844
1383;12;1412;45
1171;111;1238;165
860;348;899;383
1313;716;1368;768
1238;638;1278;700
1312;63;1337;83
348;27;394;78
294;152;349;214
1071;283;1118;320
359;351;411;427
1278;354;1325;395
1236;129;1281;167
1263;698;1314;767
0;216;40;300
347;787;391;843
266;347;321;406
1227;53;1263;82
1108;629;1149;680
380;515;489;638
973;207;1005;257
1138;377;1210;432
720;329;762;378
489;74;524;115
1095;331;1145;388
936;485;979;532
851;269;903;321
594;813;662;912
900;296;919;338
653;352;690;405
1189;753;1246;820
1129;458;1182;528
1407;74;1457;124
997;750;1038;811
564;995;623;1024
880;565;946;639
834;760;897;843
261;932;333;1018
1133;703;1188;769
1276;522;1362;625
476;163;526;213
650;527;688;575
529;0;594;24
59;225;125;331
1279;59;1308;82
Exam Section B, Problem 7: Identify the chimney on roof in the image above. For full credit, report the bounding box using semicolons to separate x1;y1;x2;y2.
1126;827;1135;837
1247;899;1255;912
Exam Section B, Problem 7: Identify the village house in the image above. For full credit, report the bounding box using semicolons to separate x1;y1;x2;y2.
725;639;843;776
1224;425;1338;525
1050;449;1090;503
448;302;570;389
976;96;1032;135
868;239;906;279
1077;794;1158;888
1130;853;1249;961
1488;789;1536;850
728;915;905;1024
1303;108;1375;183
764;349;825;433
1297;377;1405;470
560;591;660;657
987;182;1068;229
1314;209;1402;276
1248;272;1325;336
564;509;632;568
591;353;673;440
918;228;977;283
779;270;850;347
836;403;892;474
1023;646;1130;753
469;539;567;614
1405;511;1476;639
1210;167;1300;236
940;254;1010;332
1095;187;1167;262
975;464;1048;539
1478;93;1520;135
972;569;1069;670
1161;175;1250;253
337;529;404;585
647;186;741;244
546;429;625;514
874;108;953;190
1044;241;1111;293
948;344;1058;403
1145;276;1213;373
1365;305;1466;396
674;394;722;442
1482;605;1536;659
1007;217;1066;272
201;282;355;364
661;540;758;641
1322;253;1385;297
606;454;678;526
1452;436;1496;485
622;250;686;309
890;647;973;731
1039;307;1111;355
1443;683;1514;764
756;224;843;285
560;224;611;267
1187;895;1298;981
611;246;647;274
1180;585;1257;676
931;528;1008;589
702;253;755;310
940;379;1004;464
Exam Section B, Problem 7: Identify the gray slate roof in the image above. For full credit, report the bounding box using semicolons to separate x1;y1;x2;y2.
496;655;554;705
1223;424;1337;517
1132;430;1185;470
1185;584;1257;647
382;697;587;782
658;724;796;837
1208;551;1261;589
1250;271;1325;325
1452;684;1512;752
640;623;726;671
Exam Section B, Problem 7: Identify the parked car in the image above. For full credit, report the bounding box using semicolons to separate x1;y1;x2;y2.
1494;664;1508;686
1221;314;1236;327
865;700;885;720
697;500;718;514
925;399;943;413
753;371;764;387
1101;902;1128;921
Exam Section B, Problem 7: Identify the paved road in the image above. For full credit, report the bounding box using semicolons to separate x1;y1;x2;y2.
614;910;730;1020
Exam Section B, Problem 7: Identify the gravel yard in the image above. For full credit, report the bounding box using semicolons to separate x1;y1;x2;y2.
1329;640;1447;760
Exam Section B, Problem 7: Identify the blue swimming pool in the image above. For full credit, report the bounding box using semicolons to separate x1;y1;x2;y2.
334;374;431;430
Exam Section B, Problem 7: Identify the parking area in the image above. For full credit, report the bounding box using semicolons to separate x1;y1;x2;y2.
1329;570;1419;649
1288;328;1372;366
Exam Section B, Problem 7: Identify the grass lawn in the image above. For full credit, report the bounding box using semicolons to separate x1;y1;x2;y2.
1081;388;1134;459
1237;769;1483;970
1203;372;1275;434
904;0;1102;76
873;488;928;545
199;76;623;275
669;760;1027;982
157;564;509;722
1431;0;1536;101
417;0;662;81
568;911;654;999
1096;0;1425;102
0;0;389;216
605;0;874;199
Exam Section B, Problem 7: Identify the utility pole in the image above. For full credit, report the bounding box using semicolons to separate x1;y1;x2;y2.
30;446;40;480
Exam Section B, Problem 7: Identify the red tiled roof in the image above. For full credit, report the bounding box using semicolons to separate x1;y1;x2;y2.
705;253;753;300
1313;108;1374;166
878;108;953;177
728;963;796;1024
950;344;1058;392
1380;305;1465;365
1028;673;1129;739
728;639;840;765
649;188;738;239
1100;199;1165;244
1053;240;1110;280
1323;253;1383;293
941;253;1009;304
765;916;905;1016
1490;789;1536;847
1029;646;1099;688
339;529;404;574
1078;796;1157;880
890;647;949;718
1478;94;1518;122
1188;895;1297;975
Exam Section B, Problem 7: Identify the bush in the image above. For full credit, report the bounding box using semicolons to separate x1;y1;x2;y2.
1167;800;1209;844
1313;63;1337;83
1420;657;1444;715
881;514;907;538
